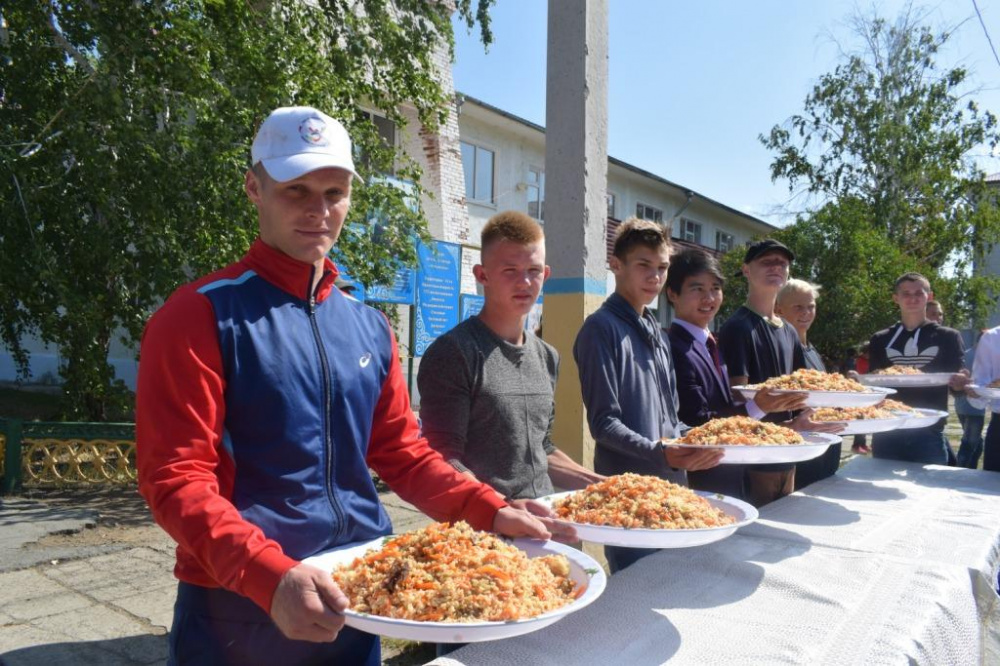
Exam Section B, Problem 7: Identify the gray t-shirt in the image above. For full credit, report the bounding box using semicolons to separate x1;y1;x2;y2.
416;316;557;500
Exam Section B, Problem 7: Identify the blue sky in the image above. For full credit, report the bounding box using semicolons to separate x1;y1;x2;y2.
451;1;1000;227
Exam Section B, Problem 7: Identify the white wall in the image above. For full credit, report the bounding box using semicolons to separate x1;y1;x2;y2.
457;99;775;252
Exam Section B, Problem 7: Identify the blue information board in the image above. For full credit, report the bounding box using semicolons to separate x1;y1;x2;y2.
365;267;416;305
414;240;461;356
461;294;485;321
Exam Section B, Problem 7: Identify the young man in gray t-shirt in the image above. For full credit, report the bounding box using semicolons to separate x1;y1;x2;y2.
418;211;602;523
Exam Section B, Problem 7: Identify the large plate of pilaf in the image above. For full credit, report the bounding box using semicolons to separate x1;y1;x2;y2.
901;408;950;429
535;474;758;549
810;406;914;435
303;522;606;643
734;369;896;408
661;416;842;464
858;368;956;388
968;384;1000;400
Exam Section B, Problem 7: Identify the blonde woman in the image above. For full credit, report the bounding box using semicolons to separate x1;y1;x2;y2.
776;279;824;371
776;279;842;487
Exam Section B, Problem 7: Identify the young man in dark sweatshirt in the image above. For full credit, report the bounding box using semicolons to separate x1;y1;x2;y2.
418;211;602;527
866;273;966;464
574;218;722;572
718;239;806;507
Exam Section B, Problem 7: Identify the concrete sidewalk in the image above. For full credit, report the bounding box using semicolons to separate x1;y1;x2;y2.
0;487;433;665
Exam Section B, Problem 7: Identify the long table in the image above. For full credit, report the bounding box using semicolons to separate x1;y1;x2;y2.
429;457;1000;665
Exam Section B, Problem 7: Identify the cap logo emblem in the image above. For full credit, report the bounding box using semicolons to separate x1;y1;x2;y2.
299;116;329;146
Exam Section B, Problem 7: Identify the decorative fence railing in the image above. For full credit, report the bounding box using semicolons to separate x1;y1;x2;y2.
0;418;136;495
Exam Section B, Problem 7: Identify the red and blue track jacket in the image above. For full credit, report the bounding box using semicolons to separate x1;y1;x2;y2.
137;240;505;613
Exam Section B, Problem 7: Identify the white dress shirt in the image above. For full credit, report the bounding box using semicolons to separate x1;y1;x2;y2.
969;326;1000;413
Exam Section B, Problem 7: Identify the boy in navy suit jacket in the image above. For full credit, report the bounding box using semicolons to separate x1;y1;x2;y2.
665;248;808;499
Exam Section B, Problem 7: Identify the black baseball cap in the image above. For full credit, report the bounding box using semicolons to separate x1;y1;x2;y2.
334;276;357;292
743;239;794;264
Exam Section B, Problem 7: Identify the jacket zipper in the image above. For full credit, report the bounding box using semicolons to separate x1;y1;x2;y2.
307;266;347;542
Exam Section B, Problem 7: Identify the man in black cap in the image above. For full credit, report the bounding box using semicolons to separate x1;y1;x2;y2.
334;276;357;296
717;239;808;507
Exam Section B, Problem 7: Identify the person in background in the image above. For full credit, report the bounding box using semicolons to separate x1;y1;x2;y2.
851;342;872;454
854;342;871;375
926;300;944;325
665;248;810;499
966;326;1000;472
334;276;357;296
866;273;966;464
924;300;958;464
136;106;550;665
574;218;722;572
775;279;843;488
956;334;986;469
418;211;603;514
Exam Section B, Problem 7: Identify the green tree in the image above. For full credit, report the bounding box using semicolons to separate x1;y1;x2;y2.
758;7;1000;353
0;1;492;420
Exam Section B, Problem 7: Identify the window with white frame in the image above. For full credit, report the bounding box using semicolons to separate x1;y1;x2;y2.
635;202;663;223
607;192;617;218
526;167;545;221
716;231;735;252
460;141;495;204
680;218;702;244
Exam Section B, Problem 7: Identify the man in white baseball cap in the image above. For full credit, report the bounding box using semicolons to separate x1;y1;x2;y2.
250;106;362;183
136;105;552;664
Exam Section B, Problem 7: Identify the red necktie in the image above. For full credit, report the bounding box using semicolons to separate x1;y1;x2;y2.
706;334;725;381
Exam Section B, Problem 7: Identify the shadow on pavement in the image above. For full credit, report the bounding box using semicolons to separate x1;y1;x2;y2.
22;486;151;528
0;634;167;666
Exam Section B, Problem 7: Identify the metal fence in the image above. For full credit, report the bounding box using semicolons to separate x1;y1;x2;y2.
0;418;136;495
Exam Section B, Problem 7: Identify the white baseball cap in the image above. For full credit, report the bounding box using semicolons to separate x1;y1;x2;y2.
251;106;362;183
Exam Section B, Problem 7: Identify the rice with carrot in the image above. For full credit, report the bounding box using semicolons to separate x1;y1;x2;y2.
872;366;923;375
677;416;804;446
553;473;735;530
812;406;897;421
754;368;869;392
332;522;578;622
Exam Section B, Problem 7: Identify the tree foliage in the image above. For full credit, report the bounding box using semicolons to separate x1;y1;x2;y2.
0;0;492;420
756;7;1000;361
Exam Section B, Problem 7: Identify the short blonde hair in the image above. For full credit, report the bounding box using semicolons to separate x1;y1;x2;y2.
481;211;544;255
777;278;821;305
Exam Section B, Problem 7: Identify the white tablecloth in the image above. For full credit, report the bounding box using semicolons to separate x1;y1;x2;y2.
429;457;1000;665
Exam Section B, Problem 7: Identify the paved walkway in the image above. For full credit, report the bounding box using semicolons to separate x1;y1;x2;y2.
0;487;433;665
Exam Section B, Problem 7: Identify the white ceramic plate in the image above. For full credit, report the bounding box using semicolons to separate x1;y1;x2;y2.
968;384;1000;400
816;414;912;435
302;536;606;643
663;432;842;464
535;490;758;549
733;385;896;408
902;408;950;429
858;372;955;388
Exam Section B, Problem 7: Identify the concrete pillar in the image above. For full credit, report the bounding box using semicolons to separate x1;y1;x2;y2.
543;0;608;469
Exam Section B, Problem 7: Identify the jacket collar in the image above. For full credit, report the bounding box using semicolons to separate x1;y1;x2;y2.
605;292;647;325
605;292;663;348
243;239;338;303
